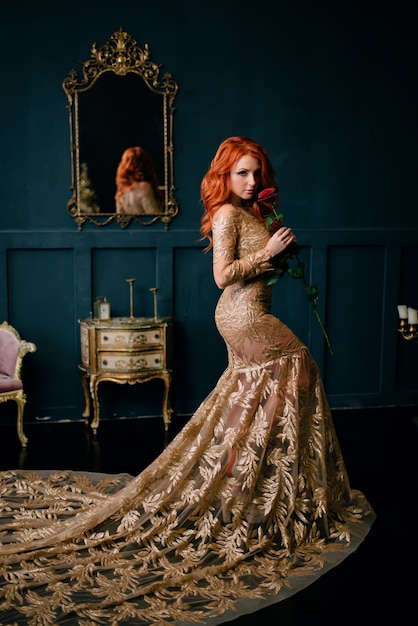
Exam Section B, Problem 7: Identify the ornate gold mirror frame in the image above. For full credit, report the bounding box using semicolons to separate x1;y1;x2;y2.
62;28;179;229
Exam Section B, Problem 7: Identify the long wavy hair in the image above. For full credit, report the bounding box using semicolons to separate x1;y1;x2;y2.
115;146;161;202
200;136;278;250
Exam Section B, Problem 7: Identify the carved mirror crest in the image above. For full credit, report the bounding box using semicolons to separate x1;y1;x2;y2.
62;28;179;229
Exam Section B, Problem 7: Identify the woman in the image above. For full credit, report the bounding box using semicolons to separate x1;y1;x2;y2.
0;138;375;625
115;146;162;215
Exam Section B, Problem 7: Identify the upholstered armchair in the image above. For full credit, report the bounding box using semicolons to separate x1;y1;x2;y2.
0;322;37;447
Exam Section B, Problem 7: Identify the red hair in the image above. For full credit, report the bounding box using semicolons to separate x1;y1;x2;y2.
200;137;278;249
115;146;161;201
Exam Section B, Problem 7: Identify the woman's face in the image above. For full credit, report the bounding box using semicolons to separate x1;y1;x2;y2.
229;155;261;203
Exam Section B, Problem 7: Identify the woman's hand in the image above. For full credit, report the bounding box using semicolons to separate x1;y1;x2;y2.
265;226;296;259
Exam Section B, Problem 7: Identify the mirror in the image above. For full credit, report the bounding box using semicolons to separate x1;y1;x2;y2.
62;28;179;229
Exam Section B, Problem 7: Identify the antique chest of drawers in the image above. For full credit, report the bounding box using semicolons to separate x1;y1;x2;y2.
79;317;172;433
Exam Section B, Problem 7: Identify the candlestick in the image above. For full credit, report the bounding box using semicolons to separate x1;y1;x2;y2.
150;287;159;320
397;304;408;319
408;307;418;324
126;278;136;318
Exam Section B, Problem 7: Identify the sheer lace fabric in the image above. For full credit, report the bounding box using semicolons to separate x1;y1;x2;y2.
0;206;375;625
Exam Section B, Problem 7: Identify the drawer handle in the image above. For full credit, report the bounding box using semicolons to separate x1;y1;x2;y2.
103;359;108;366
154;333;160;340
103;335;109;342
154;358;160;364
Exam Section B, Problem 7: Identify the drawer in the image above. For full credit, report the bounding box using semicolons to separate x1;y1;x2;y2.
97;328;164;349
98;350;165;372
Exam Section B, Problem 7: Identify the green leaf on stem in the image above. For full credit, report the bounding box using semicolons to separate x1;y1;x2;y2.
266;276;279;286
305;284;319;301
287;266;305;280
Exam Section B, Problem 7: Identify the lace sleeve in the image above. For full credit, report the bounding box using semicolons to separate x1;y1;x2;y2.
212;205;273;289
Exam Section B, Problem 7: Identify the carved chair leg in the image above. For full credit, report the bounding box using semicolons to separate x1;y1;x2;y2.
15;397;28;447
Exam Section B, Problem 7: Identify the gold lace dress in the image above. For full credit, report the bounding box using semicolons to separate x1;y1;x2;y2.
0;205;375;625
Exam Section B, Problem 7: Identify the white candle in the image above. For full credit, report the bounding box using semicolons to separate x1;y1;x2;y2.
397;304;408;319
407;307;418;324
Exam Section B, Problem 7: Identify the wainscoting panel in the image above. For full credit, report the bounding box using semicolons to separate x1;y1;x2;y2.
325;244;386;396
91;247;160;319
172;246;226;415
6;248;79;420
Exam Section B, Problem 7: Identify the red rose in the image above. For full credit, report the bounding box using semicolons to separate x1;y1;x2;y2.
257;187;282;228
258;187;278;204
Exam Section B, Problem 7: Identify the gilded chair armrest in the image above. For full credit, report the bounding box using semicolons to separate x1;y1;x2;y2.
20;341;37;356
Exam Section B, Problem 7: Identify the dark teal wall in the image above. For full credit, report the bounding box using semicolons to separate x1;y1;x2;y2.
1;1;417;425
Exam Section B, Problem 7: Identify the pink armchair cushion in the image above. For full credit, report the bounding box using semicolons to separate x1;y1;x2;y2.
0;330;19;378
0;376;23;392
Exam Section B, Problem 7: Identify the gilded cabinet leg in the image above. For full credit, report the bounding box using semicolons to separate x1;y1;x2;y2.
162;372;173;431
90;377;100;435
16;396;28;448
80;371;91;422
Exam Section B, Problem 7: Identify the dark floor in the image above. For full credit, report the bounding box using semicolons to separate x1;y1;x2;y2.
1;406;417;625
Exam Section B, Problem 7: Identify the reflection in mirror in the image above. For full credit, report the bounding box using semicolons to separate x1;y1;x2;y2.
115;146;163;216
62;29;179;229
